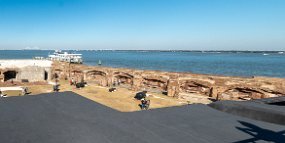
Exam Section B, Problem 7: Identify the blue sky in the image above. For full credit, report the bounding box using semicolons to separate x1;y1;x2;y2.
0;0;284;50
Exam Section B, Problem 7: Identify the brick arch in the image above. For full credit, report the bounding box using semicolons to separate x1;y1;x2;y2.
142;76;169;92
179;80;212;96
217;87;266;100
85;70;108;86
71;70;84;81
113;71;134;86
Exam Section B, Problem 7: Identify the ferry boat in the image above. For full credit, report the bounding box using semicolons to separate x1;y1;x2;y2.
48;50;83;64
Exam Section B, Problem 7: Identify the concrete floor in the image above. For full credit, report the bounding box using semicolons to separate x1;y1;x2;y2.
0;91;284;143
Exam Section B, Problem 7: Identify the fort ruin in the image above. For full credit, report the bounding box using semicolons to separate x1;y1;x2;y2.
1;59;284;101
52;61;285;101
0;60;52;83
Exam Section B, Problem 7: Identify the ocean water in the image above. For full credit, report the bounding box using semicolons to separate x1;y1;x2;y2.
0;50;284;78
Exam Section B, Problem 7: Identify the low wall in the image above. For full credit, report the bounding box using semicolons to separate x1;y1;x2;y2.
51;61;285;100
0;60;52;82
16;66;52;82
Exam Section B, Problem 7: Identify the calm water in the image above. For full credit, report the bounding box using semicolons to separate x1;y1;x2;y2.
0;50;284;78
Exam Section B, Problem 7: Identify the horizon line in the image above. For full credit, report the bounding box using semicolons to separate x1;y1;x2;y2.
0;49;284;52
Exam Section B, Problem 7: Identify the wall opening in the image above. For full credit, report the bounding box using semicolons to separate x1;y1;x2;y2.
4;70;17;81
44;71;48;80
113;72;134;88
54;73;59;79
71;70;83;81
53;69;62;79
142;77;168;93
218;87;264;100
179;80;211;96
86;70;107;86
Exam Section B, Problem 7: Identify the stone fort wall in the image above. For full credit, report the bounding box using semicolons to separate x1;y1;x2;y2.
0;66;51;82
52;61;285;101
0;60;52;83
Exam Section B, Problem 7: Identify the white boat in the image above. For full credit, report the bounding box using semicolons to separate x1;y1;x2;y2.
48;50;83;64
278;51;284;54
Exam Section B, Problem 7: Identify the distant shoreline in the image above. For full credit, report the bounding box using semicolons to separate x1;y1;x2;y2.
1;58;285;78
0;59;284;79
0;49;284;53
82;63;285;79
0;50;284;78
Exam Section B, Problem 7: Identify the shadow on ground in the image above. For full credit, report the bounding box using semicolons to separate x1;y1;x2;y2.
234;121;285;143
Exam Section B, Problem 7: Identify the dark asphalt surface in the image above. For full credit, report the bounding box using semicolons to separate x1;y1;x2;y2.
0;91;284;143
209;98;285;125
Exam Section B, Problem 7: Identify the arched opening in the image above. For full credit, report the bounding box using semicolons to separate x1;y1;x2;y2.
70;70;83;82
113;72;134;88
44;71;48;80
142;76;168;93
54;73;59;79
86;70;107;86
53;69;62;79
4;70;17;81
72;70;83;78
218;87;264;100
179;80;211;96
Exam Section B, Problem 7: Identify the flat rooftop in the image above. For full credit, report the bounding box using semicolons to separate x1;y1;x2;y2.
0;60;52;68
0;92;284;143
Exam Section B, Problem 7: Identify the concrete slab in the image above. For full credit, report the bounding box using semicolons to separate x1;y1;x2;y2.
0;92;284;143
